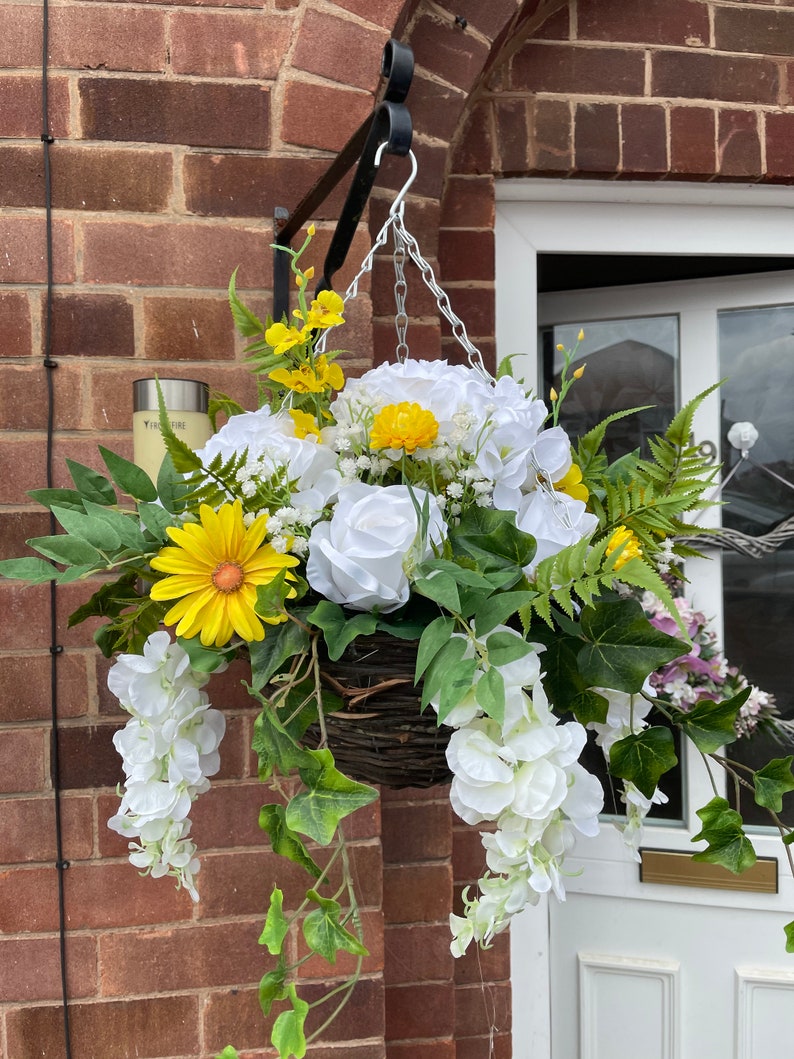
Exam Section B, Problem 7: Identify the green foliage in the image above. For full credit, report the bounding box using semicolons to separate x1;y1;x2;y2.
288;749;378;846
260;888;289;955
610;726;678;800
303;890;368;962
754;757;794;813
691;796;757;874
676;689;746;754
271;987;309;1059
259;805;322;880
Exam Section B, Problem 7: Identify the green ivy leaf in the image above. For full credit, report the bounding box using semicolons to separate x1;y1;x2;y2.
569;689;610;726
254;569;297;623
252;701;316;780
259;804;322;880
99;445;158;502
65;458;117;506
271;986;309;1059
450;505;536;574
302;889;368;963
678;689;748;754
609;726;678;799
0;557;57;584
249;620;311;690
214;1047;241;1059
785;921;794;954
306;600;378;661
258;960;289;1017
578;598;688;693
691;796;757;874
259;887;289;956
754;757;794;813
287;748;378;846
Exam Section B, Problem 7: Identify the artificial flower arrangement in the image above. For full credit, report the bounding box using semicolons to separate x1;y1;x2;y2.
4;226;794;1059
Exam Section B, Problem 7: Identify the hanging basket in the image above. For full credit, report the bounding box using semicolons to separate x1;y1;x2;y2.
302;634;452;789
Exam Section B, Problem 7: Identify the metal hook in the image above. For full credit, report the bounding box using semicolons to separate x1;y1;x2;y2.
373;147;418;218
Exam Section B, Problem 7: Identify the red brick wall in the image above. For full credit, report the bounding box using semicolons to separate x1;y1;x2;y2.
3;0;794;1056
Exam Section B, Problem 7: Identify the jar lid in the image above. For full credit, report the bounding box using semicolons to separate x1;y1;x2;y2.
133;378;209;413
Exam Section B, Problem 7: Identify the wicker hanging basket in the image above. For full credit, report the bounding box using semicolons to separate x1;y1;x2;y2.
302;634;452;789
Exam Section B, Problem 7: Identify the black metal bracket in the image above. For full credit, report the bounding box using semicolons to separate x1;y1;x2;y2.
273;39;414;321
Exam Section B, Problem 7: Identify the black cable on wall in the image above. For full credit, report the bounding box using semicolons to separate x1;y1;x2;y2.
40;0;72;1053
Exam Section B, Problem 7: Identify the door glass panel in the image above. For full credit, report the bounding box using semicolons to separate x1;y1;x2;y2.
539;315;679;459
539;315;683;821
718;305;794;826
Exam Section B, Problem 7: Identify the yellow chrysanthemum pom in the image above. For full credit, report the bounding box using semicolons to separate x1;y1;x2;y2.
605;525;643;571
150;501;299;647
370;402;439;455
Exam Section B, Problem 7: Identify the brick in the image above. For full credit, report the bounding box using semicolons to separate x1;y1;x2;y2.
385;981;455;1039
382;862;451;924
143;295;235;360
670;105;716;178
0;4;41;67
186;781;274;852
455;981;511;1038
0;649;91;723
386;1043;456;1059
0;74;70;138
48;6;167;72
0;511;50;562
0;793;93;864
64;860;194;928
99;920;265;995
652;51;780;105
202;985;275;1056
0;290;33;357
82;220;271;288
0;217;74;284
439;283;494;342
331;0;406;29
717;109;762;180
383;923;455;985
381;802;451;863
0;935;96;1002
510;42;645;96
450;100;494;175
453;929;511;985
452;823;489;882
408;71;467;145
0;363;70;429
0;441;48;505
535;3;569;40
0;726;46;794
48;292;135;359
456;1035;512;1059
410;13;490;92
495;98;530;175
435;229;493;283
282;80;373;152
528;97;573;175
620;103;668;176
440;0;525;40
440;175;495;228
170;11;291;78
0;865;59;931
183;153;345;219
55;720;124;790
372;317;441;365
574;101;620;174
80;78;270;150
293;9;385;92
715;7;794;58
5;996;200;1059
766;111;794;180
578;0;709;47
300;976;384;1042
197;849;310;918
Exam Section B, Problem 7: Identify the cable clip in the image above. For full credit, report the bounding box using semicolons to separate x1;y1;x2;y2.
41;133;55;144
56;859;71;870
50;644;64;655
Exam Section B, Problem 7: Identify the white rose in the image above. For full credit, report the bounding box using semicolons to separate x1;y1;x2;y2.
306;482;447;612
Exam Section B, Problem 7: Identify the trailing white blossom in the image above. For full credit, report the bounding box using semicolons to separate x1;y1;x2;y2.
107;631;226;901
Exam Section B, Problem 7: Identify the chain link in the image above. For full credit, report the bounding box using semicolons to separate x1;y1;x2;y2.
315;150;493;381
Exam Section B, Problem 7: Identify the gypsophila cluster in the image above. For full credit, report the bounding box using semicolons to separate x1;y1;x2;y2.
107;631;226;900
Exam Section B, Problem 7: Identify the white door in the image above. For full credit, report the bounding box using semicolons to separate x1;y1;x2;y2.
495;187;794;1059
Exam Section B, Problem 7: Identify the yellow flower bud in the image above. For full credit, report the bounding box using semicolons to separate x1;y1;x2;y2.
573;364;586;379
295;273;306;287
577;329;585;341
304;266;315;280
556;343;565;352
307;223;316;237
549;386;558;402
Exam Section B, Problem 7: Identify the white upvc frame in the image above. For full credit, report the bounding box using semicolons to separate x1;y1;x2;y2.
495;179;794;1058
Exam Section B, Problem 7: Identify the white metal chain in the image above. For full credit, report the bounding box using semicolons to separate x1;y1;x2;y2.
315;149;493;381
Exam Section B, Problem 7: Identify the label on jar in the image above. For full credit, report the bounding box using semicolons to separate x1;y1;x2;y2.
133;410;213;484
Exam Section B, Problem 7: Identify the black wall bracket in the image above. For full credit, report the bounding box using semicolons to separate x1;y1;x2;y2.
272;39;414;321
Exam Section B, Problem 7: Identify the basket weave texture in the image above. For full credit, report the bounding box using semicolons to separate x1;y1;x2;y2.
303;634;452;789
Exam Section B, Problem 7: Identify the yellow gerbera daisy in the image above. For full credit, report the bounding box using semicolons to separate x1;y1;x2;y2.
370;402;439;454
149;501;299;647
605;525;643;571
